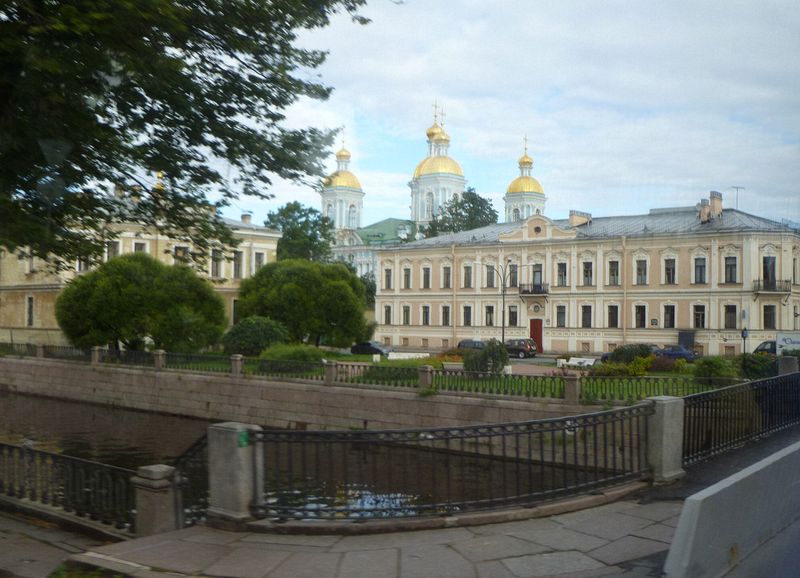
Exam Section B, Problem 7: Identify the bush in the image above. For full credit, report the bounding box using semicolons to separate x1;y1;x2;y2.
674;358;690;373
735;353;778;380
589;361;629;376
692;356;738;384
259;343;326;362
627;355;653;376
649;355;676;373
608;344;655;364
222;316;288;356
463;339;508;374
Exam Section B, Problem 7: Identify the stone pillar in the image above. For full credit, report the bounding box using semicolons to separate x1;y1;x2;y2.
230;354;244;378
131;464;180;536
779;356;799;375
323;360;337;386
418;365;433;388
564;374;581;404
91;346;103;365
153;349;166;370
36;344;44;358
206;422;262;528
646;396;686;484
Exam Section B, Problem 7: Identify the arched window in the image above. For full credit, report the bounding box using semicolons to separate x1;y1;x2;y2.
425;192;434;220
326;204;334;222
348;205;357;228
512;208;521;221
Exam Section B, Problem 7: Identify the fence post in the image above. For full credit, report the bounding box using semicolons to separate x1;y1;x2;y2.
153;349;166;370
564;373;581;404
230;354;244;378
91;346;102;365
323;360;337;385
418;365;433;388
779;356;799;375
646;396;686;484
131;464;180;536
206;422;262;528
36;344;44;358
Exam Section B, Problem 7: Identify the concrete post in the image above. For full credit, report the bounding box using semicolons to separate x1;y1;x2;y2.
564;374;581;404
206;422;262;528
91;346;103;365
646;396;686;484
131;464;180;536
323;360;337;386
230;354;244;378
35;344;44;358
778;356;799;375
153;349;166;370
418;365;433;388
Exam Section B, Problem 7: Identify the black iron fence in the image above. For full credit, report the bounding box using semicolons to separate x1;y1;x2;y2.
434;371;565;398
248;358;325;381
335;362;418;387
249;404;653;520
0;342;37;356
164;352;230;373
582;376;742;403
41;344;92;362
683;373;800;465
100;349;155;366
173;434;209;528
0;443;135;533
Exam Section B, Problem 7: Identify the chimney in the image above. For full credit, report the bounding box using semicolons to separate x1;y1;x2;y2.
241;213;252;225
698;198;711;223
709;191;723;218
569;210;592;227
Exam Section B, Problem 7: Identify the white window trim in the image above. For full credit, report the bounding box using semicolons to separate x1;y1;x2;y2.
662;301;677;329
660;252;678;285
632;302;649;329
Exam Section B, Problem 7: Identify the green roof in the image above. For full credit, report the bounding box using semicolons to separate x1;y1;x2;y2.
357;218;417;245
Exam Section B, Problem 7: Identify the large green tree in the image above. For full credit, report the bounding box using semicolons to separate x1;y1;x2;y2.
265;202;334;261
425;188;498;236
239;259;366;346
55;253;225;351
0;0;366;268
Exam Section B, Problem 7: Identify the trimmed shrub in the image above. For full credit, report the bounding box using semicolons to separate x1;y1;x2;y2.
222;316;288;356
588;361;629;376
735;353;778;380
627;355;653;376
649;355;676;373
259;343;326;362
463;340;508;374
692;356;738;385
608;344;655;364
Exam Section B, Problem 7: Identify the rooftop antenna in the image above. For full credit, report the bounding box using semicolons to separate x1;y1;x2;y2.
729;186;745;210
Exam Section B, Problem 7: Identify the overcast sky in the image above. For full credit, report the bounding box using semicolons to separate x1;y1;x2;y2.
223;0;800;227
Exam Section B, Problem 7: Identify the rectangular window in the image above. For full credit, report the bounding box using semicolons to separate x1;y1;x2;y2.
384;305;392;325
557;263;567;286
664;305;675;329
174;246;189;261
608;260;619;286
486;265;495;288
763;256;776;289
636;260;647;285
582;262;593;286
556;305;566;328
402;306;410;325
724;305;737;329
725;257;737;284
463;265;472;289
635;305;646;328
763;305;776;330
422;305;430;326
232;299;240;325
26;296;34;327
422;267;431;289
384;268;392;290
581;305;592;328
485;305;494;327
508;305;518;327
794;257;798;285
509;264;518;288
106;241;120;260
664;258;676;284
233;251;243;279
463;305;472;327
211;249;223;278
134;242;146;253
442;305;451;327
255;252;265;270
694;257;706;284
608;305;619;328
77;257;91;272
693;305;706;329
442;266;451;289
532;263;543;286
403;267;411;289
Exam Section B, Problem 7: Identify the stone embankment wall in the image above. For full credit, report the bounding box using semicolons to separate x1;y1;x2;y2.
0;357;589;430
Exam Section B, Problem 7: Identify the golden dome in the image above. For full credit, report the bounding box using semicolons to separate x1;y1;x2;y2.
518;152;533;168
434;129;451;143
335;147;351;161
426;122;443;140
507;176;544;195
413;156;464;178
324;170;362;190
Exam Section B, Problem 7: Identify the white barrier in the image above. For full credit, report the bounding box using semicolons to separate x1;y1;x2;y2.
388;352;430;360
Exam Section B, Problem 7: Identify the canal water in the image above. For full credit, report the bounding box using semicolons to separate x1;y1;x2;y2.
0;391;211;468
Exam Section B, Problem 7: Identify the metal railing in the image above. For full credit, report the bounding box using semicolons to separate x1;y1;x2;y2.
100;349;155;366
248;358;325;381
683;373;800;465
42;344;92;362
519;283;550;295
0;443;135;533
0;342;37;356
434;371;565;398
582;376;742;403
164;352;230;373
249;404;653;520
752;279;791;293
173;434;208;528
335;362;417;387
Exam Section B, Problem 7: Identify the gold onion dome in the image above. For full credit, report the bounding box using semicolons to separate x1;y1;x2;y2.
434;129;451;143
507;175;544;194
324;170;362;190
413;156;464;178
426;122;443;140
518;152;534;168
335;147;351;161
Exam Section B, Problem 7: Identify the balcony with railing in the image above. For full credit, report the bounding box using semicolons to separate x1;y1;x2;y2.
519;283;550;295
752;279;791;293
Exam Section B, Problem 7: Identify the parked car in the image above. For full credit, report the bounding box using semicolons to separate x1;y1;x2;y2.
504;338;537;359
350;341;391;356
600;343;659;363
457;339;486;351
655;345;697;362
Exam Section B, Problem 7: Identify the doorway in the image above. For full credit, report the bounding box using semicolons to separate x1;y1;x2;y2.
530;319;543;352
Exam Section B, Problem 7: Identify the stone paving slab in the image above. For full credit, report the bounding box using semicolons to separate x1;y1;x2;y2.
121;539;232;574
399;544;476;578
330;527;474;551
587;535;670;566
630;523;675;544
619;501;683;523
203;548;290;578
509;526;609;553
451;534;551;562
338;548;399;578
266;551;342;578
502;551;606;577
558;511;654;541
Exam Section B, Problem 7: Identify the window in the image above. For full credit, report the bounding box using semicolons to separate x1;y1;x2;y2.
694;257;706;284
725;257;737;284
532;263;543;287
233;251;243;279
485;305;494;326
763;256;776;289
442;305;451;327
724;305;737;329
608;305;619;328
174;246;189;261
384;305;392;325
693;305;706;329
509;264;518;288
384;268;392;290
402;306;410;325
582;262;593;286
403;267;411;289
77;257;91;272
608;260;619;286
664;258;676;284
442;266;451;289
508;305;518;327
134;242;146;253
557;263;567;286
635;305;646;328
763;305;776;330
232;299;240;325
26;296;34;327
463;305;472;327
255;252;265;270
463;265;472;288
664;305;675;329
581;305;592;328
794;257;798;285
636;260;647;285
422;305;430;326
556;305;566;328
211;250;223;278
422;267;431;289
486;265;495;288
106;241;120;260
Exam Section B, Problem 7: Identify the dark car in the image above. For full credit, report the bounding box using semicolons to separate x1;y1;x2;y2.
504;338;537;359
350;341;391;356
600;343;659;363
457;339;486;351
655;345;697;362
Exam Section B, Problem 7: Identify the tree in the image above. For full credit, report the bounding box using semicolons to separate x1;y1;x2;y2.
434;188;498;234
222;316;288;356
55;253;225;351
238;259;367;347
265;202;334;261
360;271;376;308
0;1;366;268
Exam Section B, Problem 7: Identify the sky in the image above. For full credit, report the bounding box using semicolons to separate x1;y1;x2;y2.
222;0;800;227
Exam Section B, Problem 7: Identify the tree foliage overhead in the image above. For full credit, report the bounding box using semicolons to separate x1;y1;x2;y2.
265;202;334;261
424;188;498;237
55;253;225;351
0;0;366;267
238;259;367;347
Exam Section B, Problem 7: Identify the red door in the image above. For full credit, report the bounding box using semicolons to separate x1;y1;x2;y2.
530;319;543;352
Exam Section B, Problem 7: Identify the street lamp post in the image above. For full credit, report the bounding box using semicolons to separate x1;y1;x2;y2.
484;259;512;344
